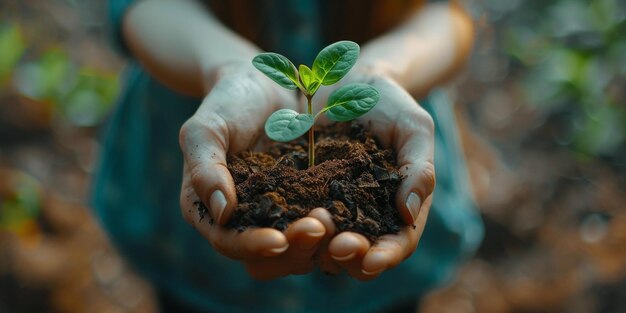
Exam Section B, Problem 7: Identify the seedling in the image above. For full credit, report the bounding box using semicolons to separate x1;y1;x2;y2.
252;40;380;168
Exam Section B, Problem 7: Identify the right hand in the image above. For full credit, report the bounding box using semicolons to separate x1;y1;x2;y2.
308;72;436;281
178;62;331;280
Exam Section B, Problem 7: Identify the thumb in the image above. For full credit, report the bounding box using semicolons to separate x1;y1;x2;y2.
396;160;436;225
179;114;237;226
393;108;436;225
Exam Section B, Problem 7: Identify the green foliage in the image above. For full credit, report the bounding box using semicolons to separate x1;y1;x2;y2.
13;49;72;101
298;64;319;93
0;173;40;232
252;52;300;90
498;0;626;156
255;41;379;166
264;109;314;142
62;69;120;127
0;23;26;83
0;21;120;128
324;84;380;122
11;49;120;127
263;81;378;142
312;41;360;86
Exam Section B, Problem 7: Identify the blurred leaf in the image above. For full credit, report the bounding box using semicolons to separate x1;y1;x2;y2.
13;49;73;102
580;57;611;100
60;69;119;126
589;0;626;33
504;27;551;65
545;49;585;85
548;0;592;38
0;23;26;83
11;48;120;127
574;103;626;155
607;35;626;76
0;173;41;232
500;0;626;156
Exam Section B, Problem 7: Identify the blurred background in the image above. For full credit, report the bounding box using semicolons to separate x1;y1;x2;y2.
0;0;624;312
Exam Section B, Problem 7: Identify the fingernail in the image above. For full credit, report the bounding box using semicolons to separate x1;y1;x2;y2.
307;230;326;238
261;245;289;257
209;190;227;224
405;192;421;222
331;252;356;262
362;268;385;276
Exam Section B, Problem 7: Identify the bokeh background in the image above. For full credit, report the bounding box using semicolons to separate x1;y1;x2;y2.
1;0;624;312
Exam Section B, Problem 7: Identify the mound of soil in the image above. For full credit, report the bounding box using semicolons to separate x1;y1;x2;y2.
201;122;405;242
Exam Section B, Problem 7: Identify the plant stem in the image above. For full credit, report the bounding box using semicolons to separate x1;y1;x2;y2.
307;95;314;168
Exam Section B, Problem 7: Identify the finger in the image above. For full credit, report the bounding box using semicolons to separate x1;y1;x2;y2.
308;208;336;235
328;232;370;262
308;208;342;275
243;217;326;280
361;226;420;276
393;106;436;225
328;232;375;280
279;215;329;275
284;217;326;250
194;220;289;260
360;195;431;277
363;194;431;276
179;115;237;226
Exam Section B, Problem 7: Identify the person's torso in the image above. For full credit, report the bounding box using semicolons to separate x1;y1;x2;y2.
205;0;425;64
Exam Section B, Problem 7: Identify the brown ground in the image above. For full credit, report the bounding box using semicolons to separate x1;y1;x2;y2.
221;122;404;242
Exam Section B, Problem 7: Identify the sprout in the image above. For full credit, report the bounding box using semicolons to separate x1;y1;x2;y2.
253;41;380;167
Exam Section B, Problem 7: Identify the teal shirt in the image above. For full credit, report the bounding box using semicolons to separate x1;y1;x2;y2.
93;1;484;312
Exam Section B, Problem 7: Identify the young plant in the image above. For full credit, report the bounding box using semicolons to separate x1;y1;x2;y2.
252;40;380;168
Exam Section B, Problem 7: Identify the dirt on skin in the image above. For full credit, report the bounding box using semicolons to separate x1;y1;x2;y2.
199;122;405;242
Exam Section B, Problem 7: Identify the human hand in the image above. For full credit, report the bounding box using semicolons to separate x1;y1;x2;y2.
178;62;331;280
310;72;435;280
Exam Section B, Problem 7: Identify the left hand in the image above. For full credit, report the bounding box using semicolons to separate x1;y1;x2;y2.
309;72;436;280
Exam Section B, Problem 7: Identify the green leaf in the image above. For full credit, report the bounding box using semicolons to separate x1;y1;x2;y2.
13;49;72;102
0;24;26;81
299;64;313;87
252;53;299;90
324;83;380;122
299;64;320;94
265;109;314;142
0;172;41;232
312;41;360;86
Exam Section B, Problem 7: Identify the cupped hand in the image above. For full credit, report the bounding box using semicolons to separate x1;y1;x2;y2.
178;62;331;280
311;72;436;280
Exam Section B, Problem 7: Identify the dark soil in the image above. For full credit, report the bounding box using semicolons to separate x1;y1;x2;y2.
217;122;404;242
